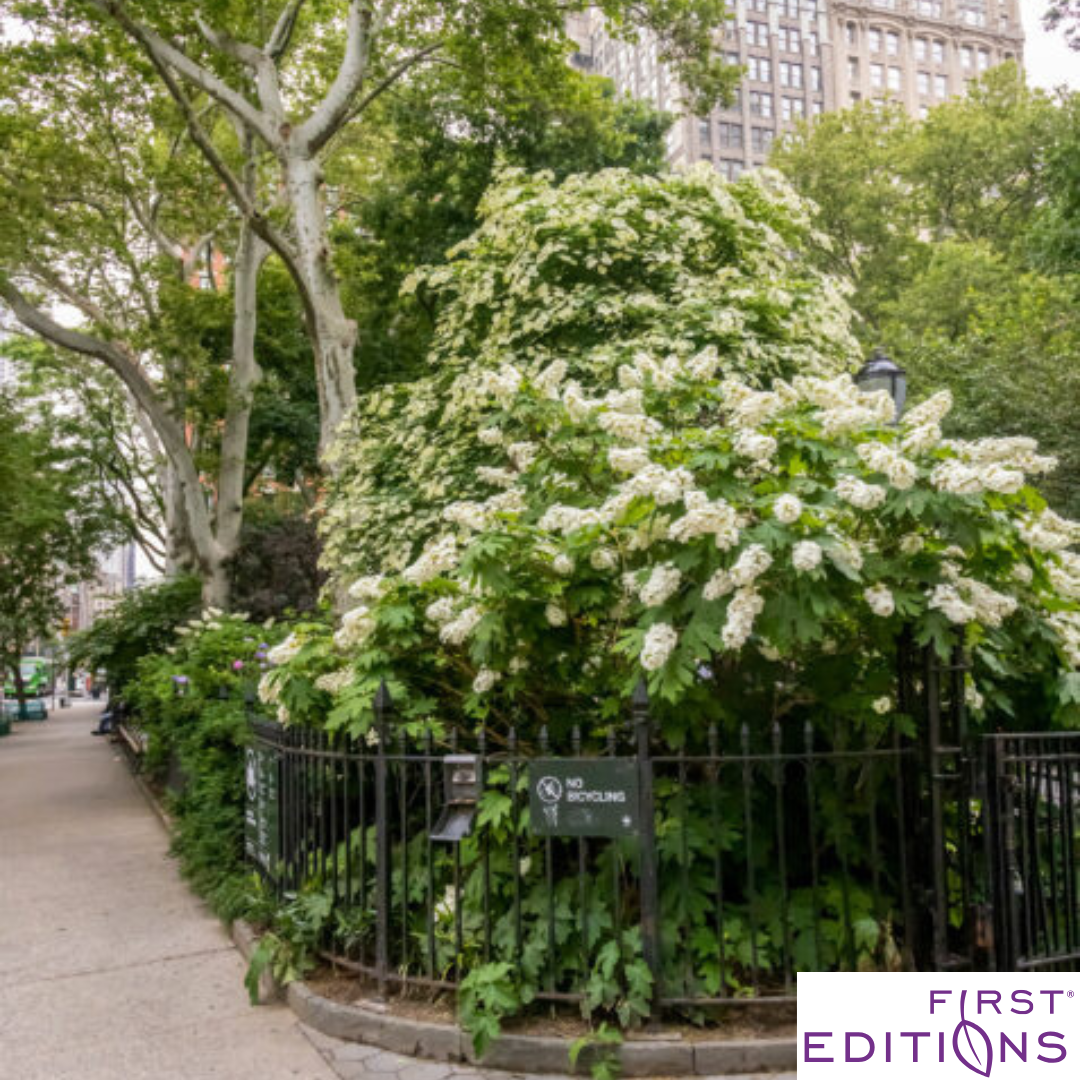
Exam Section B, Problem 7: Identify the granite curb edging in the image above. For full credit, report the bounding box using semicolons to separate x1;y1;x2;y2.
232;921;795;1076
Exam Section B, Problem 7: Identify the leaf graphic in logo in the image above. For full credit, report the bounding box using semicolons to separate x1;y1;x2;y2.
953;990;994;1078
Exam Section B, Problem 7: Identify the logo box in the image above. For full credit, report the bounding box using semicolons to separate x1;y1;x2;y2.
798;973;1079;1077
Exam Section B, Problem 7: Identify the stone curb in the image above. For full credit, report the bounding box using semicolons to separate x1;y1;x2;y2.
231;923;795;1077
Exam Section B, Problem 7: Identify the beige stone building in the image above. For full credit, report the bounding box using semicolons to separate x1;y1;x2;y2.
569;0;1023;178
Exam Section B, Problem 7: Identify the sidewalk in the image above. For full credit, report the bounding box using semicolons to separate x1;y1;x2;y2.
0;702;336;1080
0;702;791;1080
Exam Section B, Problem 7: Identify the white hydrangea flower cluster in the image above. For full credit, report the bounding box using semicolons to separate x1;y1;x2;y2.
443;501;490;532
792;540;823;572
590;547;618;571
553;553;575;576
425;597;456;625
545;603;568;627
1047;612;1080;668
856;442;917;490
639;564;682;607
733;430;778;464
475;465;517;488
668;491;740;549
794;374;895;434
864;583;895;618
538;504;604;535
506;442;538;471
835;475;887;510
773;494;803;525
440;605;483;645
348;575;386;601
334;605;376;649
722;378;796;430
1020;510;1080;553
704;544;772;601
1048;553;1080;601
315;669;354;695
473;667;500;694
721;587;765;650
608;447;651;474
266;633;302;666
479;364;522;404
621;464;696;506
403;535;458;585
533;360;567;399
640;623;678;671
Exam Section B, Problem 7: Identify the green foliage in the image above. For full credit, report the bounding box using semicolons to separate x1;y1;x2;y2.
125;611;287;915
65;577;202;699
0;392;125;697
570;1023;623;1080
773;67;1080;521
458;962;522;1057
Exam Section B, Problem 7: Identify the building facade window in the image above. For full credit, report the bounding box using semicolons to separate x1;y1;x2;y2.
811;100;824;116
751;126;774;153
870;63;884;89
869;28;881;53
718;122;744;149
886;31;900;56
811;66;823;91
935;73;948;97
845;22;857;45
888;66;902;91
698;119;711;145
917;70;930;95
780;61;803;89
848;57;859;81
749;90;773;117
917;0;943;15
978;48;990;71
915;37;928;61
932;39;945;64
781;96;806;121
747;21;769;47
961;45;974;70
747;55;772;82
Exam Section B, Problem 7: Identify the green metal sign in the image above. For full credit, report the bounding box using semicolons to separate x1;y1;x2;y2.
528;759;640;838
244;743;280;876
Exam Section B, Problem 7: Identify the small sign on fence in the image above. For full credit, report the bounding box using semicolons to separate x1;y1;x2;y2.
527;759;640;838
244;742;281;876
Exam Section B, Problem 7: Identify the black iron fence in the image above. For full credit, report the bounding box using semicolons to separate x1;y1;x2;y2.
245;682;940;1009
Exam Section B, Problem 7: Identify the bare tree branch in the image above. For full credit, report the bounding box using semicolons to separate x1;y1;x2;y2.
267;0;307;60
87;0;279;149
297;0;376;155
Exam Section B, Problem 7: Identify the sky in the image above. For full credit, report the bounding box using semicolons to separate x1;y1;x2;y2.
1020;0;1079;91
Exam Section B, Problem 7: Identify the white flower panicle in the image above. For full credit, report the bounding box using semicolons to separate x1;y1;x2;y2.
348;575;386;601
864;583;895;618
835;475;887;510
721;587;765;650
856;442;917;490
928;584;978;625
1048;611;1080;669
873;696;892;715
267;633;302;666
553;553;575;576
622;464;696;506
443;501;490;532
640;623;679;670
335;605;376;649
608;447;652;474
545;603;568;627
722;378;794;430
477;426;504;446
480;364;522;404
506;442;538;471
733;430;778;464
476;465;517;488
903;390;953;429
1020;510;1080;553
899;534;924;555
590;547;618;571
439;605;484;646
667;490;740;549
597;409;662;445
315;670;354;695
731;543;773;587
773;493;803;525
533;359;568;399
425;597;456;625
473;667;500;694
639;564;682;607
792;540;823;572
538;504;604;535
403;535;459;585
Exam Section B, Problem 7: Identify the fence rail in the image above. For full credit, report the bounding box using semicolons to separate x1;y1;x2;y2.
248;683;926;1009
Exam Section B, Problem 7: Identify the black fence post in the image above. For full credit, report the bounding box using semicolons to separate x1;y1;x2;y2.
632;678;662;1010
373;679;393;999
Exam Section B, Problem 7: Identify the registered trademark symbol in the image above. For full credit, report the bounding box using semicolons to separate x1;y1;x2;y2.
1069;991;1075;999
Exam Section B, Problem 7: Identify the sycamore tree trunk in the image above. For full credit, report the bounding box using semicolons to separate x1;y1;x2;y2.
284;155;357;452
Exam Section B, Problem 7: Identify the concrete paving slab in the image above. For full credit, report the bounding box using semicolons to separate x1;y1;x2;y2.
0;703;336;1080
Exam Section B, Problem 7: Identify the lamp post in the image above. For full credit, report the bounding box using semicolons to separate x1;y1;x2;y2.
855;347;907;422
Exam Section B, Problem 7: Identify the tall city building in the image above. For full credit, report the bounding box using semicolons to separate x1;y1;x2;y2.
569;0;1023;178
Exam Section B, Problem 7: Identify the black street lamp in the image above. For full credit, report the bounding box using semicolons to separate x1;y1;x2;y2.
855;347;907;422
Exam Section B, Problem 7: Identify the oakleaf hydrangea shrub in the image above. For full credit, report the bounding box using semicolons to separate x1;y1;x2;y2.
263;166;1080;1023
321;164;859;581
